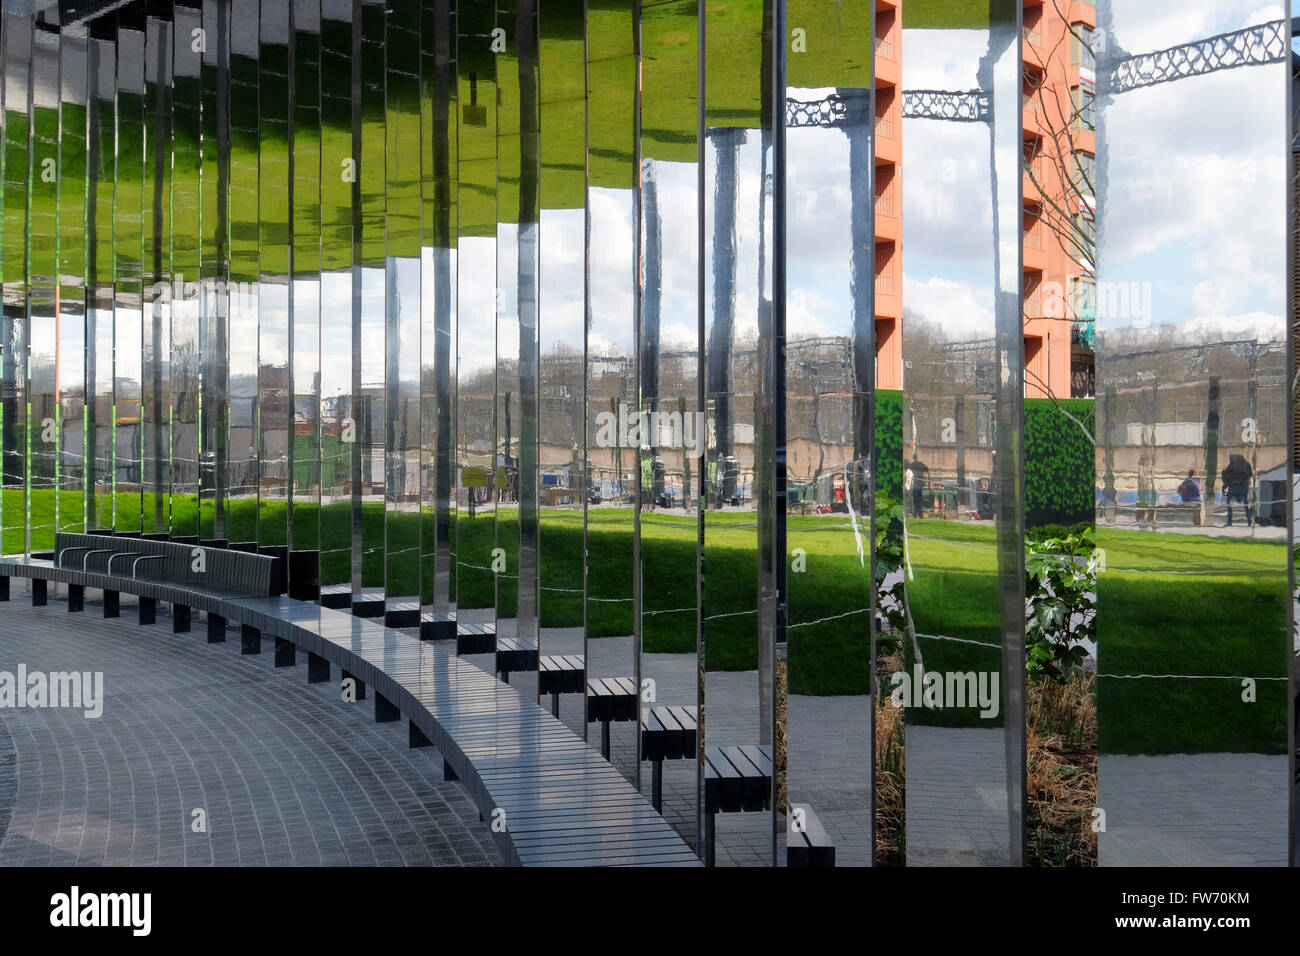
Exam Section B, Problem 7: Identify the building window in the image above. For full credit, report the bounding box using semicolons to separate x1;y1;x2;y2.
1071;85;1095;130
1072;151;1095;196
1071;24;1095;70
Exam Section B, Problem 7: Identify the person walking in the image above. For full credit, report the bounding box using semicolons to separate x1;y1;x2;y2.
1221;454;1254;528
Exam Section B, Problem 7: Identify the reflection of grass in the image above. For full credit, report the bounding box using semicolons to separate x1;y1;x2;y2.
902;0;991;30
901;519;1288;752
1096;527;1288;755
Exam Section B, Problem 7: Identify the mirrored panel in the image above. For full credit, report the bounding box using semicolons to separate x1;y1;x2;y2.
496;0;522;636
420;0;457;629
114;10;146;536
28;24;59;553
537;0;585;692
198;0;229;543
289;0;322;585
385;0;422;617
141;7;173;539
700;0;780;866
318;0;354;597
356;0;386;600
58;29;89;539
171;2;202;542
87;30;115;534
585;0;639;779
1093;0;1291;866
636;0;702;851
899;1;1021;866
455;0;499;630
783;0;874;868
226;0;259;544
258;0;291;554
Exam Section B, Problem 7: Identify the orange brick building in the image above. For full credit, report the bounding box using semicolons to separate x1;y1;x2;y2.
875;0;1097;399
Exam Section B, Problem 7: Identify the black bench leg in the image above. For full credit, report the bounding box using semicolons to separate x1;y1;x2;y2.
601;720;611;760
443;760;458;782
341;669;366;701
307;652;330;684
67;584;84;613
374;692;399;723
241;624;261;655
173;605;191;633
705;812;716;867
550;692;559;718
31;579;47;607
207;613;226;643
652;759;664;813
500;669;509;685
103;590;119;618
409;721;431;749
138;596;156;626
274;637;296;668
0;576;8;601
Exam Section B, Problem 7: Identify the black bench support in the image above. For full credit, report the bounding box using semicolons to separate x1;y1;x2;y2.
375;691;399;723
240;623;261;655
207;613;226;643
104;589;119;618
173;605;191;633
138;596;156;626
341;669;366;701
409;721;431;749
68;583;84;612
274;637;296;667
31;578;47;607
307;652;330;684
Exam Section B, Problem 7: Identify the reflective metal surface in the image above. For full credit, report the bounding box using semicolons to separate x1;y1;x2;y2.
1094;0;1291;867
227;0;259;543
290;0;322;571
636;0;701;849
700;0;781;865
455;0;498;619
536;0;584;679
171;3;202;541
783;0;874;869
318;0;353;589
384;0;421;607
585;0;638;776
899;1;1022;866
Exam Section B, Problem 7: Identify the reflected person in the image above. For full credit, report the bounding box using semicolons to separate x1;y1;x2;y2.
1220;454;1253;528
905;453;928;518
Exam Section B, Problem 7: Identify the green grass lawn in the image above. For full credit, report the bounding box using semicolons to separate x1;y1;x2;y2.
7;487;1290;746
902;519;1288;752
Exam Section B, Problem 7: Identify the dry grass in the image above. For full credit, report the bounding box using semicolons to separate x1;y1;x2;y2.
1026;671;1098;866
874;650;906;866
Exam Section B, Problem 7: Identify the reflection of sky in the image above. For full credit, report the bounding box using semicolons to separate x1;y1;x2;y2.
901;29;994;341
787;96;852;341
540;208;584;353
701;134;766;346
1100;0;1285;339
588;186;635;355
459;237;496;377
645;161;699;350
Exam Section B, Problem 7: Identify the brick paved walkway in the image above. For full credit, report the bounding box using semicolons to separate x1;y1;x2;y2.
0;588;501;866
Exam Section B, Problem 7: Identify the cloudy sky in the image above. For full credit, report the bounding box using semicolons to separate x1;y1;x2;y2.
1098;0;1286;342
901;28;997;344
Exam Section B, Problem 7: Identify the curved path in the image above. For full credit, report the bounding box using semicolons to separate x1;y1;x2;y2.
0;598;500;866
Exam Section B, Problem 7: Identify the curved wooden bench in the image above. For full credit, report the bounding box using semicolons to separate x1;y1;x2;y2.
0;557;699;867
